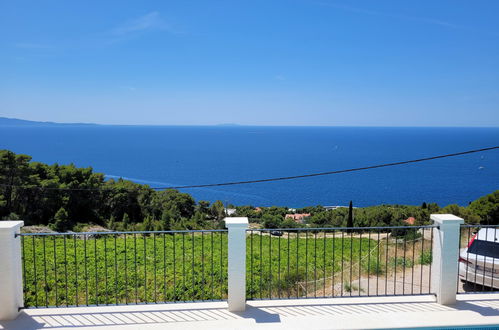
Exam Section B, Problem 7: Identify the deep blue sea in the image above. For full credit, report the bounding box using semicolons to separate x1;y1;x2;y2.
0;126;498;207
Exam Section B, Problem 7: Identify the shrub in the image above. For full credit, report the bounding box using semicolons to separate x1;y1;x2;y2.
344;282;363;293
389;257;413;268
419;251;432;265
362;257;384;275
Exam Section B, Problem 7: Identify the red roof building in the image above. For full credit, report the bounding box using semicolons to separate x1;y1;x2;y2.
403;217;416;225
285;213;311;223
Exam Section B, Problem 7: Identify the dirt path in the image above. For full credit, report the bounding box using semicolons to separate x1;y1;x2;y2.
305;265;433;297
306;265;480;297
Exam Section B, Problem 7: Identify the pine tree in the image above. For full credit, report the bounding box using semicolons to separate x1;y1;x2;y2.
51;207;70;232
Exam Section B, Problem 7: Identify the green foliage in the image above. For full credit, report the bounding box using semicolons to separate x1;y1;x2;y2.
468;191;499;224
22;231;435;306
107;215;117;231
122;213;130;230
2;212;20;220
389;257;413;268
22;233;228;307
142;215;154;231
362;257;384;275
344;282;362;293
281;217;301;228
390;227;421;240
210;200;225;222
261;214;282;229
1;149;498;230
419;251;432;265
50;207;70;232
347;201;354;228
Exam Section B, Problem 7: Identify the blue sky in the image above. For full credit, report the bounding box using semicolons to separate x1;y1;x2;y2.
1;0;498;126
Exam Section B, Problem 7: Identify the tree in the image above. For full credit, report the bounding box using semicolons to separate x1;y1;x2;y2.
210;200;226;222
161;209;172;230
142;215;154;231
192;211;205;226
197;200;210;214
281;217;300;228
347;201;354;228
468;190;499;224
51;207;70;232
262;214;282;229
107;215;117;230
122;213;130;230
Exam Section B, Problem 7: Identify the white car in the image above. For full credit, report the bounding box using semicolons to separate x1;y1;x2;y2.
459;228;499;290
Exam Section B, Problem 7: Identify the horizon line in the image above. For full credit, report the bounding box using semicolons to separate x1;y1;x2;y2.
1;116;498;128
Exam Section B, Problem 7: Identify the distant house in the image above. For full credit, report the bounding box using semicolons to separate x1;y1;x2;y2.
255;207;262;213
225;208;236;216
324;206;349;211
403;217;416;225
285;213;311;224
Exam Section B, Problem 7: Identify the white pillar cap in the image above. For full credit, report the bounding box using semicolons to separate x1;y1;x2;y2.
0;221;24;232
224;217;249;228
430;214;464;225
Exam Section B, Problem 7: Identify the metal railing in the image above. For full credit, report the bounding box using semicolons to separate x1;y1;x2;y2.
19;230;228;308
458;224;499;294
246;225;436;300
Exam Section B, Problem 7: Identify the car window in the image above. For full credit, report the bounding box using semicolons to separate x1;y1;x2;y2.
468;239;499;259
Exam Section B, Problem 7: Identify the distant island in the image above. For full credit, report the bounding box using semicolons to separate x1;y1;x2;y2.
0;117;98;127
0;117;248;127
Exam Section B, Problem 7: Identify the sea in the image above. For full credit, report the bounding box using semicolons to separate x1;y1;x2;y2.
0;125;498;208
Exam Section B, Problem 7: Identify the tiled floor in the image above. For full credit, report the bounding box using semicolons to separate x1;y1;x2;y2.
2;294;499;329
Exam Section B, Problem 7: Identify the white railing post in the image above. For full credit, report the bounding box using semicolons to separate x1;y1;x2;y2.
431;214;463;305
0;221;24;320
224;217;248;312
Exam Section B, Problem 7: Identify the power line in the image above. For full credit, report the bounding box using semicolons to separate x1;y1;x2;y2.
0;145;498;192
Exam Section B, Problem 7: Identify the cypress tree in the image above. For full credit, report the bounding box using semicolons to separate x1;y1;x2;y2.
347;201;354;228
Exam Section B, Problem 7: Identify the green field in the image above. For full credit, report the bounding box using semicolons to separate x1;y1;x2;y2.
21;232;428;307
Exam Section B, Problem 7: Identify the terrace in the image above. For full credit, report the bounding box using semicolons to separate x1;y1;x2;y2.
1;214;498;329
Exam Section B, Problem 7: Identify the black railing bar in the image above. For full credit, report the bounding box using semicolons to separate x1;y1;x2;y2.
17;229;228;237
191;231;195;302
249;230;253;300
201;232;205;301
269;229;272;299
63;235;69;307
16;225;439;237
163;233;167;302
42;236;48;307
115;235;119;305
124;233;128;305
93;236;98;306
104;235;109;304
21;236;26;299
359;231;363;297
248;225;438;232
460;224;499;228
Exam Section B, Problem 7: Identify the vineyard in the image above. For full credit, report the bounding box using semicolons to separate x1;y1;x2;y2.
21;230;432;308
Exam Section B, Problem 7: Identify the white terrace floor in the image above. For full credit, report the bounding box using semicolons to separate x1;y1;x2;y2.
2;294;499;330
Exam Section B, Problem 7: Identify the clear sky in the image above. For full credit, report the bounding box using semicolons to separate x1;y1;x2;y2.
1;0;498;126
